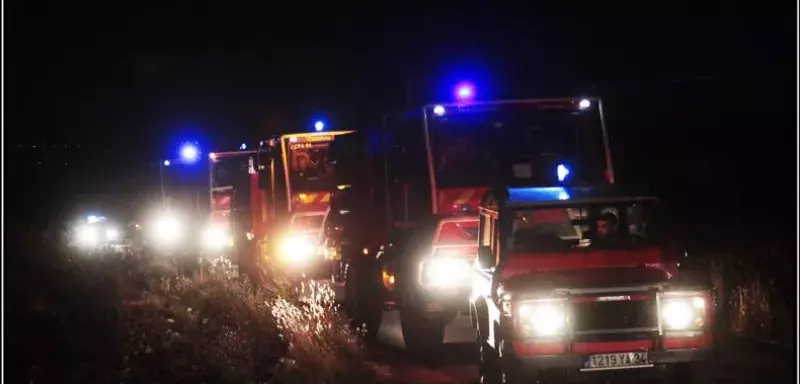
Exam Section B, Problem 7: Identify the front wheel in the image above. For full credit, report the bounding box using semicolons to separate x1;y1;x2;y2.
344;258;382;342
477;330;501;384
400;306;446;356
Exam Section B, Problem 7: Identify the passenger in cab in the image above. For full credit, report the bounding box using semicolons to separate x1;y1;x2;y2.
596;211;619;239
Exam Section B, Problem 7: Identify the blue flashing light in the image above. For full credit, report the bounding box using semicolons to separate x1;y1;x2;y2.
180;143;200;163
557;163;570;182
163;159;171;166
578;99;591;110
240;143;247;150
507;186;571;204
455;82;475;102
433;105;446;116
314;121;325;132
87;215;107;224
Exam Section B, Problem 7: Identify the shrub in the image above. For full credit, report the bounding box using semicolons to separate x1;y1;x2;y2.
710;254;795;345
8;227;392;383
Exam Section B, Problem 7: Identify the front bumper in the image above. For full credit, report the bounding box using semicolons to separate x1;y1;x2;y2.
511;347;711;370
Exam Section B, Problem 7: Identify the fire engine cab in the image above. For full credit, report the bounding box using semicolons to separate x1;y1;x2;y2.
471;186;713;383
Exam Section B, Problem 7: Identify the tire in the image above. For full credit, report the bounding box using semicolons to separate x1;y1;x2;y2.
499;358;527;384
477;330;501;384
344;257;382;342
400;305;446;356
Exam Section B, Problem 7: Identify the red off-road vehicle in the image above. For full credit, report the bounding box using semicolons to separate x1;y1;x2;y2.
471;186;714;383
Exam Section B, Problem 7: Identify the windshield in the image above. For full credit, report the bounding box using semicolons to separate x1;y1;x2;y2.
434;220;479;245
211;156;256;220
509;201;659;253
428;101;608;188
286;138;335;191
290;214;325;232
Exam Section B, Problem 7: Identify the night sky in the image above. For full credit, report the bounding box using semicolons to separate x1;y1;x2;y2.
6;1;796;246
8;3;792;146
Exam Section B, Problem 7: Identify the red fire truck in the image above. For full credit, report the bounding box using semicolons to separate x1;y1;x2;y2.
206;149;264;261
328;95;616;351
207;130;355;277
271;130;354;279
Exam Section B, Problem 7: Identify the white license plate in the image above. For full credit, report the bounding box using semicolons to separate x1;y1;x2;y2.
585;352;649;370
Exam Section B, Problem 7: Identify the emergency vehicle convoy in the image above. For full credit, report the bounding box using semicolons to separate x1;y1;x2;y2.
207;130;354;278
326;94;617;351
471;186;713;383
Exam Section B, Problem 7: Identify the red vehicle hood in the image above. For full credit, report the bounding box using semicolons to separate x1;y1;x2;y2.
500;247;677;290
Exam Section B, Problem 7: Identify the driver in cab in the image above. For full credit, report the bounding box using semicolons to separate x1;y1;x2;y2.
593;211;620;247
294;153;323;180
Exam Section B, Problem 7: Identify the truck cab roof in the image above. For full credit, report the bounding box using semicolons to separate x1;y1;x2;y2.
481;186;658;211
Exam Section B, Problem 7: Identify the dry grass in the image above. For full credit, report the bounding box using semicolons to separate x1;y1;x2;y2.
7;228;392;383
710;254;795;345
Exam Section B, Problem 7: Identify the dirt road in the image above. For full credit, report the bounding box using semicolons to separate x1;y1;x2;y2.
368;310;795;383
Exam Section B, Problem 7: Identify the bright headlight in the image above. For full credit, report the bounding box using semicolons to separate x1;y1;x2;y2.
202;226;231;249
420;257;471;287
105;228;120;241
76;225;99;246
280;235;316;262
660;293;707;331
517;299;568;337
151;214;183;245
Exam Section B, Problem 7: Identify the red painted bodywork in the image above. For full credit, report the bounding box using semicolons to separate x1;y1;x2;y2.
503;246;711;358
210;191;233;227
514;340;568;355
512;335;711;357
436;187;490;216
212;193;232;211
500;247;676;281
663;333;712;349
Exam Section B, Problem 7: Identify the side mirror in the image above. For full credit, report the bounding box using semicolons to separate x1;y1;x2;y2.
477;246;494;269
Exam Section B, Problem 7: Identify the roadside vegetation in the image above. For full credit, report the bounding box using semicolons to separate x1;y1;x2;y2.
6;225;391;383
5;223;794;383
709;253;795;346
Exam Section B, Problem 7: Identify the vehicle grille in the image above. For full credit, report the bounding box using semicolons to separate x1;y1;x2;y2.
570;299;657;331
